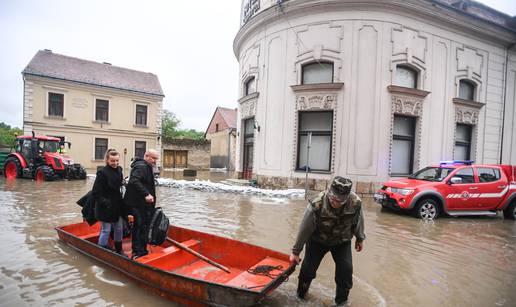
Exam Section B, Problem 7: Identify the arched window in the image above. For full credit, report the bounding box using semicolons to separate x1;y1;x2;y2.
458;80;475;101
394;65;418;88
302;62;333;84
244;77;256;96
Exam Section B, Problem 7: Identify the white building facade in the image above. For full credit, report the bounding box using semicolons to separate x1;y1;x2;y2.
233;0;516;192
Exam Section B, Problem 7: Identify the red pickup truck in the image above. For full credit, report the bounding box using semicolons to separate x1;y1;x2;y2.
373;161;516;220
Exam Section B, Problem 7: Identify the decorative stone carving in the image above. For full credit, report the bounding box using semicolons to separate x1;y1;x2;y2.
455;107;479;125
241;99;256;119
391;94;423;116
295;94;337;111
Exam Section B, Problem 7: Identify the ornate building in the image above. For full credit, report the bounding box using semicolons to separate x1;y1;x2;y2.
233;0;516;192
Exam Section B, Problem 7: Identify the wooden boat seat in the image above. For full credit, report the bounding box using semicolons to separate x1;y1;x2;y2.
137;239;201;270
225;256;290;291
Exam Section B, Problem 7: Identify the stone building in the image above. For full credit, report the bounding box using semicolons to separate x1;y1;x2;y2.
205;107;237;170
233;0;516;192
22;50;164;173
161;137;210;170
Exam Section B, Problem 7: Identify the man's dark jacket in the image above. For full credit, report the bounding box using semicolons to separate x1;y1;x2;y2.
124;158;156;208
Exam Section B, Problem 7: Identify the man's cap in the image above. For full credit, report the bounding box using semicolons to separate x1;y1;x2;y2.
328;176;352;202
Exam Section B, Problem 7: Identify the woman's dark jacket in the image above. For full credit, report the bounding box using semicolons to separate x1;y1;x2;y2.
92;165;125;222
124;158;156;208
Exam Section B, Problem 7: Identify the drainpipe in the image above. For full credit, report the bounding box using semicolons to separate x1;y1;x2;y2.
500;42;516;164
227;129;231;171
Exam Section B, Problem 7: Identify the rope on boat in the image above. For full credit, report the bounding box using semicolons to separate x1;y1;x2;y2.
246;265;284;279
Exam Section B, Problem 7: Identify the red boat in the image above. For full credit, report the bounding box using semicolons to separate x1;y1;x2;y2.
56;222;295;306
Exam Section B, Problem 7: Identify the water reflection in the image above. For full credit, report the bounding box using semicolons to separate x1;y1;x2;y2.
0;178;515;307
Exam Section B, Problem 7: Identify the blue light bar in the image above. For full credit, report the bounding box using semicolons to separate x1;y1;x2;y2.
439;160;474;166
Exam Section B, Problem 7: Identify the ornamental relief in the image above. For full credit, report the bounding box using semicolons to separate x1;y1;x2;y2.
240;99;256;119
455;107;479;125
391;94;422;117
295;94;337;111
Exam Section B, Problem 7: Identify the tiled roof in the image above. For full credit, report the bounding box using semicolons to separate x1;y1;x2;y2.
22;50;164;96
218;107;237;129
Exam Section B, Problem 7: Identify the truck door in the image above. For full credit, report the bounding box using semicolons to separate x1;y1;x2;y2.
445;167;481;210
475;166;507;209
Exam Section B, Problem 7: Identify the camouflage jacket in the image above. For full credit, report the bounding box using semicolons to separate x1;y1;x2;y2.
292;191;366;255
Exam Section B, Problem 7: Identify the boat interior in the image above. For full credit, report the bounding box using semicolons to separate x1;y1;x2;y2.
60;222;291;291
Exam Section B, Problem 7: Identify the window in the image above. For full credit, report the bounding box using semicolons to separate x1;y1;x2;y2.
244;77;256;96
135;104;148;126
394;65;418;88
453;167;474;184
392;115;416;175
477;167;501;183
215;123;219;132
135;141;146;159
95;99;109;122
95;138;108;160
458;80;475;100
48;92;64;117
454;124;472;160
302;62;333;84
297;111;333;171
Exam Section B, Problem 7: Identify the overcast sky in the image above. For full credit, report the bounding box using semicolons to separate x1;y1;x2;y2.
0;0;515;132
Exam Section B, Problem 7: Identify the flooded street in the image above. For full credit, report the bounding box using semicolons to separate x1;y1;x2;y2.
0;178;515;306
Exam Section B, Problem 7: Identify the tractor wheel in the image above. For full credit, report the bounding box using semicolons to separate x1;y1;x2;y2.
4;157;22;179
413;198;440;220
35;166;55;181
78;167;87;179
503;201;516;220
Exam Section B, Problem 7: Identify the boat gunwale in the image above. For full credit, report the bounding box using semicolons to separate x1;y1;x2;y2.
55;224;295;299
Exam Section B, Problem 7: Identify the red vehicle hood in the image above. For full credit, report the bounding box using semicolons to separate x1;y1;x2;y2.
45;153;73;164
382;178;438;189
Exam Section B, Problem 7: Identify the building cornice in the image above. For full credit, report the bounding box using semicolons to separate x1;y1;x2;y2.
452;97;485;109
387;85;430;98
233;0;516;57
26;121;159;138
291;82;344;93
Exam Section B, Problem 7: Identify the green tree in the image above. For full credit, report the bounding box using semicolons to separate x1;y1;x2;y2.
161;110;204;140
0;122;22;147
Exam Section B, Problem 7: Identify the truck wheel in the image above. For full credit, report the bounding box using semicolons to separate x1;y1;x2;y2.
35;166;55;181
4;157;22;179
414;198;439;220
503;201;516;220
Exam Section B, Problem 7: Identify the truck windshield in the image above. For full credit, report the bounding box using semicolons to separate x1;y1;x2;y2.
408;167;454;181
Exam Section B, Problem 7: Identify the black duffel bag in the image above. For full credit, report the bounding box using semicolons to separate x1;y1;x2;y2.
147;207;170;245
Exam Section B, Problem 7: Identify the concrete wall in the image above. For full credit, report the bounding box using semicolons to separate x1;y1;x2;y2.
234;0;516;191
206;130;237;170
23;75;162;173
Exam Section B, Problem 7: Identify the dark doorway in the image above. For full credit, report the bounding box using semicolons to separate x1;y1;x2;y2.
242;118;254;179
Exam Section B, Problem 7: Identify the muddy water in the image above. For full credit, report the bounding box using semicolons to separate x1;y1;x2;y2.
0;178;515;306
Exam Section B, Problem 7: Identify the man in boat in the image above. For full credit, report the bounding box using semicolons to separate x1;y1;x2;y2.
290;176;365;306
124;149;160;259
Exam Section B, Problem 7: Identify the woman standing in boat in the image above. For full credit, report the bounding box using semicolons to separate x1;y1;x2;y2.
92;148;126;256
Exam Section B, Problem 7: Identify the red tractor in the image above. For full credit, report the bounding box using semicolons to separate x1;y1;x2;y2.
3;133;87;181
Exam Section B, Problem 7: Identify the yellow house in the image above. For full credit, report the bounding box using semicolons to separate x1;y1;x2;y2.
22;50;164;174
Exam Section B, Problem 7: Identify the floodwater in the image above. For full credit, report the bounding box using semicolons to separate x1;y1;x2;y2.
0;178;515;307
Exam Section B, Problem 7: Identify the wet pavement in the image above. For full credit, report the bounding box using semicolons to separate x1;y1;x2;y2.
0;178;515;306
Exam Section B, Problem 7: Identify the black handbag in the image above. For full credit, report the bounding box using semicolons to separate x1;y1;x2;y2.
147;207;170;245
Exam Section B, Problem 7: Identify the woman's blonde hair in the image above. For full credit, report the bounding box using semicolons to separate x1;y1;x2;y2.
104;148;120;163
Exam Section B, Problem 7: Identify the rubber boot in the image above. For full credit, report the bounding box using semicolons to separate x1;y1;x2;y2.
335;287;350;306
114;241;128;257
297;279;311;299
